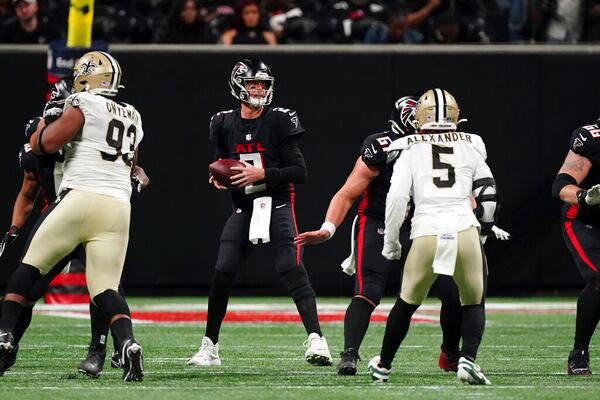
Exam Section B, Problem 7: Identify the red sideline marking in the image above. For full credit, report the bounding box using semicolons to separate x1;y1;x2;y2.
128;311;434;324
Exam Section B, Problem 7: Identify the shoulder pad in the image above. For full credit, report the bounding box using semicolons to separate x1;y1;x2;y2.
209;109;234;141
361;132;394;166
570;125;600;156
387;135;416;153
464;133;487;160
271;106;304;138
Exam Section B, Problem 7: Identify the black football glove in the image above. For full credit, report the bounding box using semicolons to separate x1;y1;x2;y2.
0;226;19;258
43;79;72;124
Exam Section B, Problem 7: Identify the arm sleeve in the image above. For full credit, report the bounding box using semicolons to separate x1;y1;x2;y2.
384;151;412;244
264;136;307;184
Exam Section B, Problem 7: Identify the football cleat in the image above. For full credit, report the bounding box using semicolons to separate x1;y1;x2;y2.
187;336;221;366
567;349;592;376
368;356;391;382
304;333;333;366
111;349;122;369
337;348;360;375
457;357;491;385
438;347;459;372
0;330;16;377
77;345;106;378
121;340;144;382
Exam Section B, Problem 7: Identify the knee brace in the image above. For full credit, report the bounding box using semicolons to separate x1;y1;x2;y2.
93;289;130;320
6;264;42;301
280;267;315;304
356;285;382;306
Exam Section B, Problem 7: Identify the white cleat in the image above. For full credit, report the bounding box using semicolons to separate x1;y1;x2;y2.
368;356;391;382
187;336;222;366
457;357;491;385
304;332;333;366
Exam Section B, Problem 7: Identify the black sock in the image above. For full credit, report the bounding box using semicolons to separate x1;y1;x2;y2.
0;300;25;331
574;282;600;352
111;317;134;348
89;302;109;348
205;271;235;344
460;304;485;360
343;297;375;351
295;296;322;336
379;297;418;368
440;302;462;356
13;305;33;344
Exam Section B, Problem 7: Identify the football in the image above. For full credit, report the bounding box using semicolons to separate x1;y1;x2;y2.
209;158;244;188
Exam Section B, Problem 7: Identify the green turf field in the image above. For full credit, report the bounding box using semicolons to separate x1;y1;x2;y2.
1;297;600;400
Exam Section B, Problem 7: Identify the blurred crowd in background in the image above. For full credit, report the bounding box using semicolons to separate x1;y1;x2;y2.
1;0;600;45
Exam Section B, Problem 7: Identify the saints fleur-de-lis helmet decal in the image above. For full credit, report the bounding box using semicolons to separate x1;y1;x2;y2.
73;51;123;97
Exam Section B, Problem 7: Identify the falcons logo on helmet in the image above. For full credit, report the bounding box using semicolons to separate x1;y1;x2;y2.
231;62;248;84
395;97;418;129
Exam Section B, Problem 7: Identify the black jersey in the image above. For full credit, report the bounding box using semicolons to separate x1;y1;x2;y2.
357;131;400;220
209;106;306;210
563;123;600;224
18;144;63;211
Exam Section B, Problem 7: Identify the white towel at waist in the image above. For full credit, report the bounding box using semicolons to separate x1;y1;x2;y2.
432;232;458;276
341;215;358;276
249;196;272;244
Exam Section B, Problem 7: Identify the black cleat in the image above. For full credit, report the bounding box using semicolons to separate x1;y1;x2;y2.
77;345;107;378
0;330;15;377
337;348;360;376
122;340;144;382
111;349;122;369
567;349;592;376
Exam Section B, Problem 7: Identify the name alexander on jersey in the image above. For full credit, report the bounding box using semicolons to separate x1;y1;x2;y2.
405;132;474;145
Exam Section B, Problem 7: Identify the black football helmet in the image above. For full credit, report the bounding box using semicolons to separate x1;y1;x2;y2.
390;95;418;135
43;79;73;123
229;58;274;107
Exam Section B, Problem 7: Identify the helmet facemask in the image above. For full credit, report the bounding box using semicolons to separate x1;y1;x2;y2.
229;59;274;108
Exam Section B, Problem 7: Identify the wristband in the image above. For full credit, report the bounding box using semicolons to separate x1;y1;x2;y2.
321;221;336;239
577;189;588;206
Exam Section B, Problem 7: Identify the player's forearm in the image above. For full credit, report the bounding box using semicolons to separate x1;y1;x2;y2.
384;194;408;243
264;137;307;184
11;195;36;229
559;184;583;206
324;191;355;228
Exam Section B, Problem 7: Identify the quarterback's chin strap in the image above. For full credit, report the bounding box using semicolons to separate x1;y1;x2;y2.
473;177;498;234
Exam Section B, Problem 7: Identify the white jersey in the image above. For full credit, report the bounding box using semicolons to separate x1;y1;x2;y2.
384;132;493;242
60;91;144;202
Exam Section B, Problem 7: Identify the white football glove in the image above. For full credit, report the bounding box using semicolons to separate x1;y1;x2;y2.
382;240;402;260
585;184;600;205
491;225;510;240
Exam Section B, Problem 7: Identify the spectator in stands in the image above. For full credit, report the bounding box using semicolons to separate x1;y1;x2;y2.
92;0;153;43
384;0;441;43
583;0;600;41
0;0;60;43
423;0;489;43
327;0;389;43
532;0;584;42
0;0;13;26
220;0;277;44
155;0;208;43
265;0;322;43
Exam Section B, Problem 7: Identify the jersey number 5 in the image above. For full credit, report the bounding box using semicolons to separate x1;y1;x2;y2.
432;146;455;188
101;119;137;166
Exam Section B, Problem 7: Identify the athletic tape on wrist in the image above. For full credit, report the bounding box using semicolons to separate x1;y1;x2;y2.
321;221;336;239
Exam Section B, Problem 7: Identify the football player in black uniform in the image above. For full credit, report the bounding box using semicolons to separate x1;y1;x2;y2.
296;96;467;375
187;58;332;367
0;80;149;377
552;119;600;375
